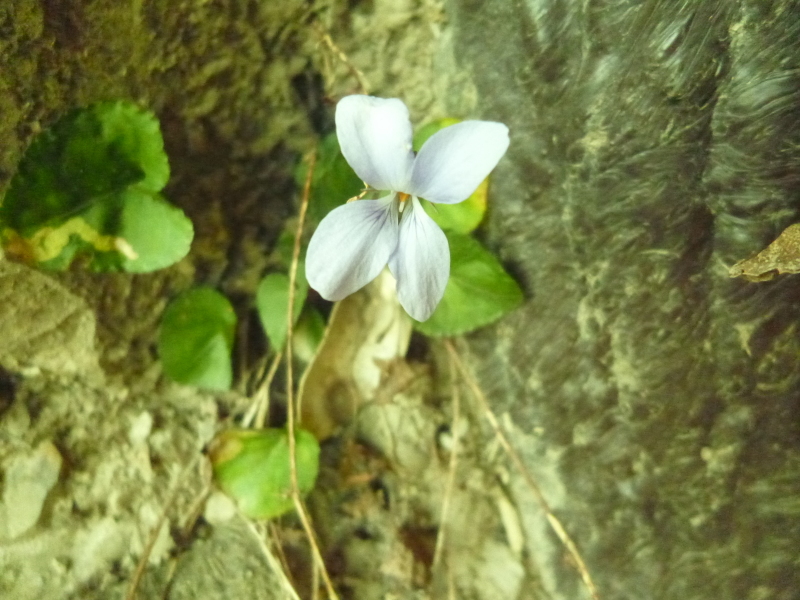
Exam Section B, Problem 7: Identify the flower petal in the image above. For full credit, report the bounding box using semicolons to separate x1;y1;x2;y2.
408;120;509;204
336;95;415;191
306;196;399;301
388;198;449;321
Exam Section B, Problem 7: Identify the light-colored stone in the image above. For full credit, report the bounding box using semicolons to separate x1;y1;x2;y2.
2;442;62;539
0;261;99;376
203;491;237;525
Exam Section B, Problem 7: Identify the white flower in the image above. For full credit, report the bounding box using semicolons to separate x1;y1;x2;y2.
306;95;510;321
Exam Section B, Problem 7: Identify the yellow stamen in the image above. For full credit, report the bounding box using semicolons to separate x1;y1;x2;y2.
397;192;410;213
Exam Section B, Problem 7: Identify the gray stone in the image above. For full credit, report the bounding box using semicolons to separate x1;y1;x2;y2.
0;261;99;377
448;1;800;599
1;442;62;539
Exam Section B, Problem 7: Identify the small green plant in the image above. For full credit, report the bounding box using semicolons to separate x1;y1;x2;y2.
305;115;523;335
153;110;521;529
0;101;193;272
158;280;321;521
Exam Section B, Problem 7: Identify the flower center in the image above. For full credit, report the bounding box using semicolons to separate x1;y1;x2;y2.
396;192;411;214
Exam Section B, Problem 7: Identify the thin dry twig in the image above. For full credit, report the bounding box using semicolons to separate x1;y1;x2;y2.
159;560;178;600
245;519;303;600
268;521;294;582
291;495;335;599
285;151;340;600
311;19;370;94
444;340;600;600
286;150;315;430
126;454;201;600
311;562;321;600
432;352;461;569
242;349;284;429
179;482;212;538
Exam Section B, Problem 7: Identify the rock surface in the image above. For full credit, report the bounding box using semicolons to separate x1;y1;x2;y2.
1;441;62;539
449;1;800;598
0;262;99;376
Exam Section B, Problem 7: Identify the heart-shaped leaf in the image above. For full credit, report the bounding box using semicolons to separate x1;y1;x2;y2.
159;288;237;390
209;428;320;520
0;101;192;272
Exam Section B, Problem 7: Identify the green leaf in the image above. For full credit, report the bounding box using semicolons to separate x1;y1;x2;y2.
158;288;237;390
274;227;300;269
117;189;194;273
292;306;326;364
256;270;308;350
0;101;190;272
2;106;138;234
420;182;488;234
93;100;170;193
210;428;320;520
414;118;488;234
297;133;364;223
414;232;523;337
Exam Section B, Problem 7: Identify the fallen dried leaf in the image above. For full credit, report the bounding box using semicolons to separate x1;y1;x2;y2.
729;223;800;281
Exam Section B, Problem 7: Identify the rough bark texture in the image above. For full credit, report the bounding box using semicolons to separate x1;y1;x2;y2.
451;1;800;598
